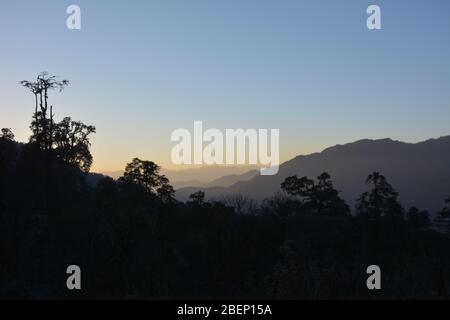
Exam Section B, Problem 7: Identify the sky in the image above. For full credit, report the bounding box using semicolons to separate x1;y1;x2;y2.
1;0;450;172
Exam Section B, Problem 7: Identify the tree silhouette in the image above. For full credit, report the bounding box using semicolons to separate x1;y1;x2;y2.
119;158;174;199
20;72;69;150
314;173;350;215
406;206;430;228
157;182;176;203
356;172;403;221
281;173;349;215
20;77;41;141
438;196;450;218
281;176;315;204
218;194;257;215
0;128;17;179
0;128;14;141
53;117;96;172
20;73;95;172
188;190;206;205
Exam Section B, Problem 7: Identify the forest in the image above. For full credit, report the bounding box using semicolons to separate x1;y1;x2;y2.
0;73;450;299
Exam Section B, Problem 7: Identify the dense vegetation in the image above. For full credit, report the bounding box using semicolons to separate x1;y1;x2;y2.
0;74;449;299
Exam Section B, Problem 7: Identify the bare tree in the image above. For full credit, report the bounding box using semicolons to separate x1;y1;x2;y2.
20;72;69;150
20;77;42;142
219;194;258;215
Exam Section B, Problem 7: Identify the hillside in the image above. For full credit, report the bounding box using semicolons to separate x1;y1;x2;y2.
176;136;450;213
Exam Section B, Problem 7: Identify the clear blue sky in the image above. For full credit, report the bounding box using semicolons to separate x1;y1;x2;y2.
1;0;449;172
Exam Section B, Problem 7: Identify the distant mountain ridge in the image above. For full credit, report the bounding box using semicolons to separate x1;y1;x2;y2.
176;136;450;213
100;165;259;189
204;170;259;188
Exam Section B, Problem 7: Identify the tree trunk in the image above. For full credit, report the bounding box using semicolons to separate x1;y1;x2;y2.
34;93;39;139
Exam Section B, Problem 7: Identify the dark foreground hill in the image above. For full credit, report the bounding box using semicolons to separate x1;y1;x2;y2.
2;131;450;299
3;72;450;299
176;136;450;213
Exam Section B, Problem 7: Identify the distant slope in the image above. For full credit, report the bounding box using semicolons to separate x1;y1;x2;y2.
204;170;259;188
175;170;259;199
101;165;259;189
100;170;123;180
85;172;107;187
169;169;259;189
171;180;204;189
163;165;259;185
176;136;450;213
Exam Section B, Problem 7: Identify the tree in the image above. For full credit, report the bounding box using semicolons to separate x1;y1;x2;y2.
356;172;403;221
0;128;14;141
219;194;257;215
437;196;450;219
314;173;350;215
20;77;42;141
53;117;96;172
188;190;206;205
0;128;17;177
21;72;69;150
406;206;430;228
281;173;349;216
0;129;17;175
21;73;96;172
281;176;315;204
119;158;175;200
157;181;176;203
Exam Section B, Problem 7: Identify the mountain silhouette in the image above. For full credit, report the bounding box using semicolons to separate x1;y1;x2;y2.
176;136;450;213
101;165;259;189
203;169;259;188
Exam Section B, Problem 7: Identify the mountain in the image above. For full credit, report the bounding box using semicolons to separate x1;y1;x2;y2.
101;165;259;189
176;136;450;213
171;179;204;189
85;172;107;186
203;170;259;188
162;165;259;186
100;170;123;180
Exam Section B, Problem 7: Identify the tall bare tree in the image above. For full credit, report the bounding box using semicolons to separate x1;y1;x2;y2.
20;72;69;150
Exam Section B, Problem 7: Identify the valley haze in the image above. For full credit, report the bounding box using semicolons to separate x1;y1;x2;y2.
170;136;450;214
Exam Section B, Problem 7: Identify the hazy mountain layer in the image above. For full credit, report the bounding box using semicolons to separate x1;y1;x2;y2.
176;136;450;213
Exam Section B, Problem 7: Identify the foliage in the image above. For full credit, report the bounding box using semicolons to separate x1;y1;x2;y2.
281;173;350;216
53;117;96;172
438;196;450;218
0;128;15;141
21;73;95;172
188;190;205;205
118;158;174;202
356;172;404;221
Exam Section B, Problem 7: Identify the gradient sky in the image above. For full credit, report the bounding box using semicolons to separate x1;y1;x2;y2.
1;0;450;172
